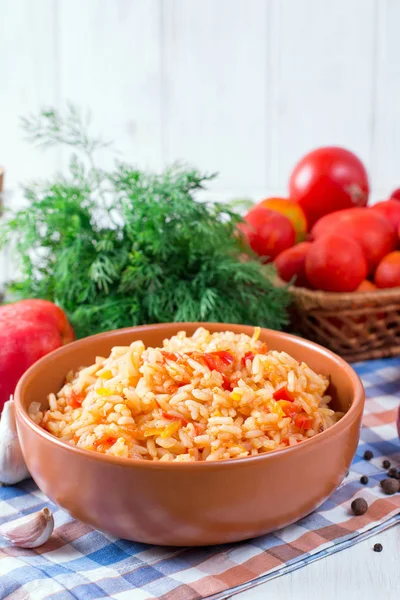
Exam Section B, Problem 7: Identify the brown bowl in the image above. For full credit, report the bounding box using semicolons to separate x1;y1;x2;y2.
14;323;364;546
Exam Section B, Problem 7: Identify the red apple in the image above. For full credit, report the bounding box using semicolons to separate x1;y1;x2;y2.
0;300;75;412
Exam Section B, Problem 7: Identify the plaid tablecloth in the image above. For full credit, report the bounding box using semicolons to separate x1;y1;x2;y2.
1;357;400;600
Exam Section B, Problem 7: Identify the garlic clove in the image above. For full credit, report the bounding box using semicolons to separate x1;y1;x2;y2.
0;397;30;485
0;507;54;548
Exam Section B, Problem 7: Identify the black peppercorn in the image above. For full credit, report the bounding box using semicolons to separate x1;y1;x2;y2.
351;498;368;516
360;475;369;485
382;459;391;469
380;478;400;495
363;450;373;460
373;543;383;552
388;467;398;478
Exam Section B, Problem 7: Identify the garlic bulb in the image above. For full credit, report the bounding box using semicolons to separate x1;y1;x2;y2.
0;507;54;548
0;398;30;485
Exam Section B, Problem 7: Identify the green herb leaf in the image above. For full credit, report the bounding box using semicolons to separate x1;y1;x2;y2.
1;107;290;337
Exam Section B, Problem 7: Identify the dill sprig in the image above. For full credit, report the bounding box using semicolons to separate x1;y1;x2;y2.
0;107;289;337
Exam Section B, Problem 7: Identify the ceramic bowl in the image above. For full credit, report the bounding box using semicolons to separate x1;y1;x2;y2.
14;323;364;546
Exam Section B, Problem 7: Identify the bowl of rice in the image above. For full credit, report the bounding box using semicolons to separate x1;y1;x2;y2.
15;323;364;546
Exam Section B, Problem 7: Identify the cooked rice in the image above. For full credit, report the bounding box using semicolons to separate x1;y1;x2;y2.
32;327;342;462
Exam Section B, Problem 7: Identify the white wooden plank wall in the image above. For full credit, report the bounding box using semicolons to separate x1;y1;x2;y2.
1;0;400;204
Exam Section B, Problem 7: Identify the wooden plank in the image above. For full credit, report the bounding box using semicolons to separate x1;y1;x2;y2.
58;0;163;171
232;525;400;600
0;0;58;286
0;0;58;192
371;0;400;199
271;0;376;198
162;0;269;200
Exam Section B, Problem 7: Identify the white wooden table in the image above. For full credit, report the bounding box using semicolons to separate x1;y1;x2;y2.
232;525;399;600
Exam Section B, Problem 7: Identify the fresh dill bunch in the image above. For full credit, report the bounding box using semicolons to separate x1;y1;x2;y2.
0;106;290;337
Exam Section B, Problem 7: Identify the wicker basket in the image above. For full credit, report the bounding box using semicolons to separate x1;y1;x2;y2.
287;284;400;362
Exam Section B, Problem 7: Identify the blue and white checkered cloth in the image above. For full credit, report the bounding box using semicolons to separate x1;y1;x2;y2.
1;358;400;600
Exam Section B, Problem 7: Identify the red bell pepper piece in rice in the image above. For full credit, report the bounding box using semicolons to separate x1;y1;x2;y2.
202;352;235;391
93;434;118;451
162;411;177;420
162;412;189;427
273;386;294;402
295;413;313;430
192;422;204;436
214;351;235;365
67;391;84;409
241;352;255;367
203;351;235;372
279;401;298;419
161;351;178;362
221;375;233;391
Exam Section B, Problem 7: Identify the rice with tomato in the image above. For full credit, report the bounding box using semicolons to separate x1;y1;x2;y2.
31;327;341;462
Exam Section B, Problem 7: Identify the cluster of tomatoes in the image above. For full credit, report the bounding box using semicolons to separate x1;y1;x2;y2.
241;146;400;292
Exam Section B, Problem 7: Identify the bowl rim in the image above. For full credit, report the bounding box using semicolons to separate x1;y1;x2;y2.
14;322;365;471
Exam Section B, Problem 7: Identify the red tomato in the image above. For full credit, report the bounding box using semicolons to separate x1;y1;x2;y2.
305;233;368;292
274;242;312;287
374;251;400;288
259;197;307;242
370;199;400;231
311;208;396;274
355;280;377;292
289;147;369;228
240;207;295;261
390;188;400;201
